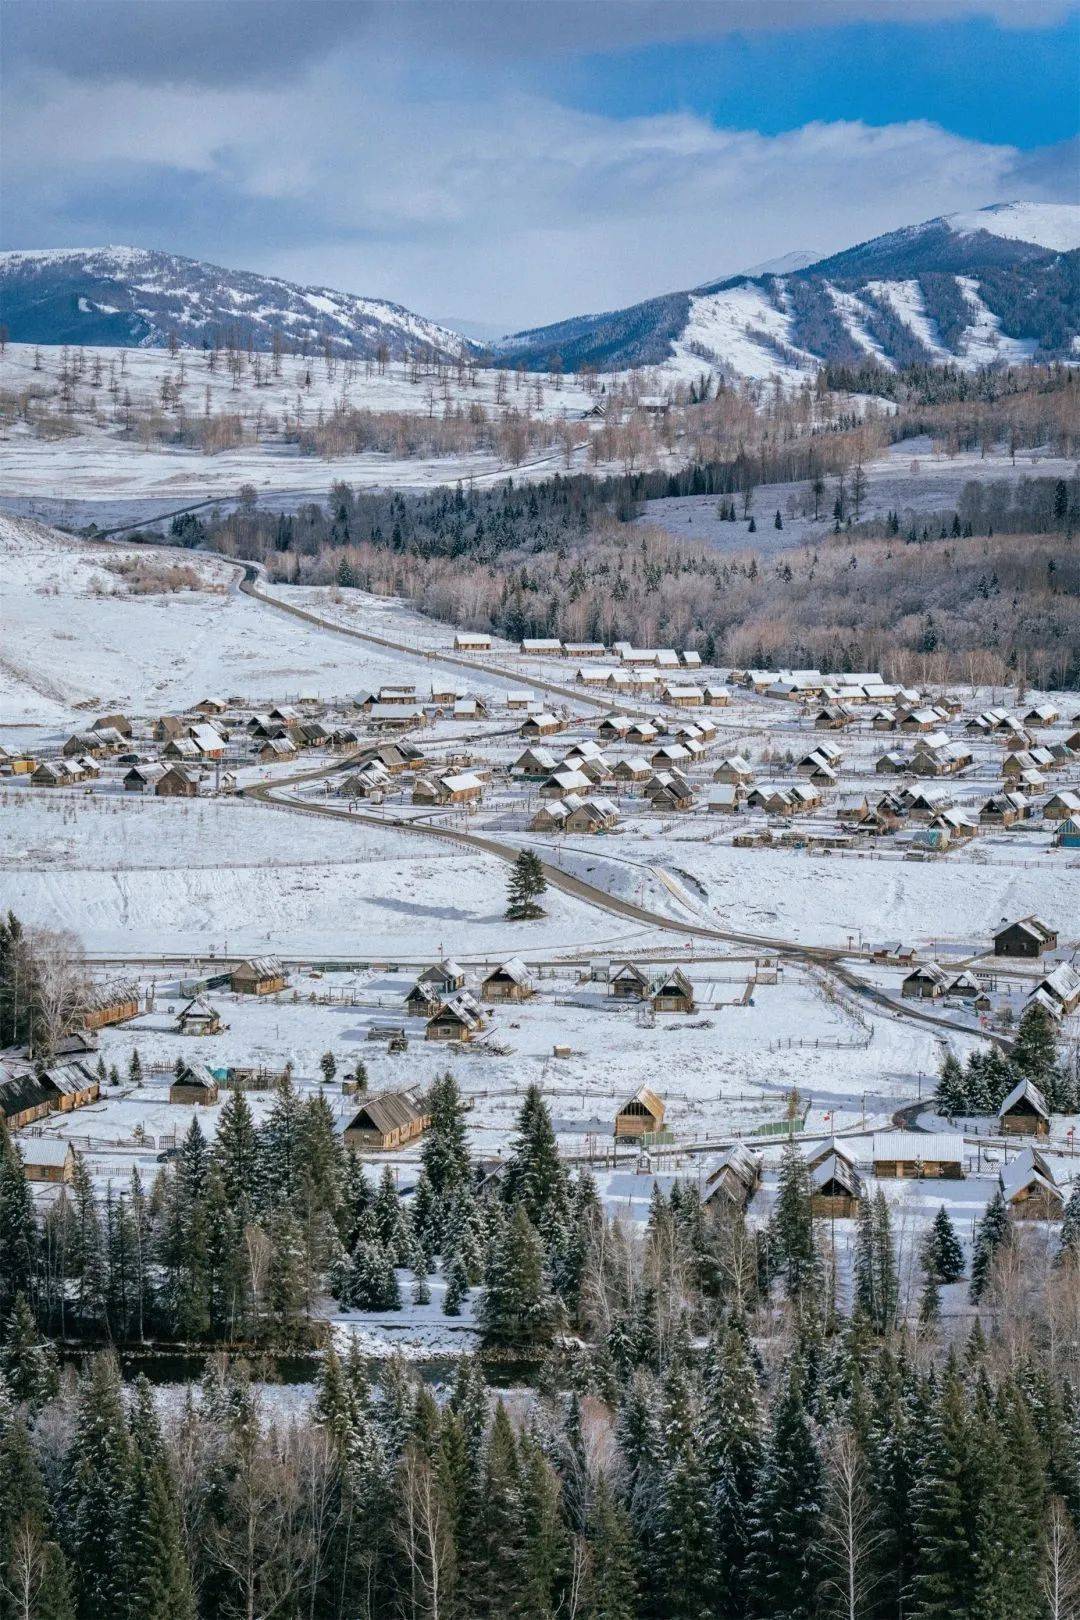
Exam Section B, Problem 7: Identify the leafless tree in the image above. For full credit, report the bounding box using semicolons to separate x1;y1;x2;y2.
820;1427;885;1620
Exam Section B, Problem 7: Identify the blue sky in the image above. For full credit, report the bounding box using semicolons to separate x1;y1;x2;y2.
4;0;1078;328
554;17;1079;149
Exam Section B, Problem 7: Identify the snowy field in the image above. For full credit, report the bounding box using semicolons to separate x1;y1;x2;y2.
636;437;1080;554
0;513;524;721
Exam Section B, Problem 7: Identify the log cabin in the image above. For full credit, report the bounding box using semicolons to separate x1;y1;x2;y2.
341;1086;431;1151
169;1062;221;1105
82;981;139;1030
481;959;536;1002
994;916;1057;958
1000;1146;1063;1220
872;1130;964;1179
997;1079;1050;1138
21;1139;76;1184
230;957;287;995
614;1086;665;1138
650;968;694;1014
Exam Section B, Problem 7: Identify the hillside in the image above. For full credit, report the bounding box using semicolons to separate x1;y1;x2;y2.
498;201;1080;377
0;245;474;362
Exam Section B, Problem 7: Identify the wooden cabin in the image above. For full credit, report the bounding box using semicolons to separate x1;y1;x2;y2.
418;960;466;996
169;1063;221;1106
614;1086;665;1139
650;968;694;1014
901;963;950;1000
81;981;139;1031
230;956;287;995
342;1087;430;1151
994;916;1057;958
0;1068;57;1130
1000;1147;1063;1220
21;1139;76;1184
156;765;201;798
425;995;485;1043
997;1078;1050;1139
42;1061;100;1113
872;1131;964;1180
809;1146;863;1217
703;1143;762;1210
610;962;652;1000
481;958;536;1002
454;632;491;652
175;996;223;1036
520;713;562;738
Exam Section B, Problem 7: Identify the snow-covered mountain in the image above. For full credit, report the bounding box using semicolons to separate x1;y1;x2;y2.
0;246;475;361
498;201;1080;378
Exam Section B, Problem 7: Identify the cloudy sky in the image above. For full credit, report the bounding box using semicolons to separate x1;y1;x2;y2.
4;0;1078;332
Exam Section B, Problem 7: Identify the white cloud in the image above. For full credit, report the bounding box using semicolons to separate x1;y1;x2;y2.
2;60;1062;328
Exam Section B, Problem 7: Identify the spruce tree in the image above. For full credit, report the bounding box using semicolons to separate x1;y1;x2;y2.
0;1128;37;1314
503;1084;570;1239
0;1292;58;1408
479;1205;555;1349
970;1190;1011;1303
476;1402;526;1616
122;1378;197;1620
212;1084;261;1213
702;1323;762;1616
1059;1178;1080;1262
923;1205;964;1283
61;1353;133;1620
506;850;548;919
518;1429;569;1619
908;1365;974;1619
583;1475;638;1620
654;1362;717;1620
746;1361;824;1620
1010;1002;1061;1104
443;1252;468;1316
319;1049;337;1086
771;1143;819;1302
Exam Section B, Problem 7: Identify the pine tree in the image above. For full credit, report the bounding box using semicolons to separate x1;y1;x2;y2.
771;1143;819;1302
968;1382;1044;1620
443;1252;468;1316
0;1128;37;1314
480;1205;556;1350
503;1084;570;1239
970;1190;1012;1303
935;1051;966;1116
266;1209;308;1342
1010;1002;1061;1103
746;1361;824;1620
654;1362;717;1619
1059;1179;1080;1262
122;1378;197;1620
0;1292;58;1408
854;1190;898;1331
61;1353;133;1620
506;850;548;919
518;1428;569;1619
909;1366;974;1619
476;1402;526;1616
212;1084;261;1213
412;1270;432;1306
260;1072;304;1209
583;1475;638;1620
319;1049;337;1086
127;1048;142;1086
923;1205;965;1283
420;1070;472;1216
702;1324;762;1616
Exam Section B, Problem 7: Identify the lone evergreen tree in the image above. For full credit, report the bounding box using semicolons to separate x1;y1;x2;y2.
923;1206;964;1284
479;1205;555;1349
970;1190;1012;1303
319;1050;337;1086
506;850;548;919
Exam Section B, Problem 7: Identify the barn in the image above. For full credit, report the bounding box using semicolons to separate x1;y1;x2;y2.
997;1078;1050;1138
20;1139;76;1184
82;981;139;1030
175;996;223;1036
0;1067;57;1130
808;1144;863;1217
1000;1147;1063;1220
169;1062;221;1105
610;962;652;999
342;1087;431;1151
994;916;1057;958
614;1086;665;1139
872;1130;964;1179
650;968;694;1014
481;958;536;1002
230;957;288;995
156;765;201;798
703;1143;762;1209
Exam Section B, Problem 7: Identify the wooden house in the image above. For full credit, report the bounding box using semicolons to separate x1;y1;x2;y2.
979;791;1031;827
156;765;201;798
175;996;223;1036
0;1067;57;1130
511;746;559;778
21;1139;76;1184
230;956;287;995
997;1078;1050;1139
1000;1147;1063;1220
1032;963;1080;1017
614;1086;665;1139
713;755;754;785
994;916;1057;958
540;768;591;798
418;960;466;996
1044;790;1080;821
872;1130;964;1179
703;686;731;707
425;995;485;1042
92;712;134;738
808;1144;863;1217
124;764;164;792
258;737;299;761
598;715;632;742
169;1062;221;1105
703;1143;762;1209
413;771;484;806
650;968;694;1014
612;755;651;783
481;958;536;1003
342;1086;431;1151
901;963;950;1000
41;1061;100;1113
566;797;619;834
610;961;652;999
82;981;139;1030
195;697;228;716
520;712;562;738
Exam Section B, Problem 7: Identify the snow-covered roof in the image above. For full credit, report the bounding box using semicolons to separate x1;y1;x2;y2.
872;1130;964;1162
998;1078;1049;1119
